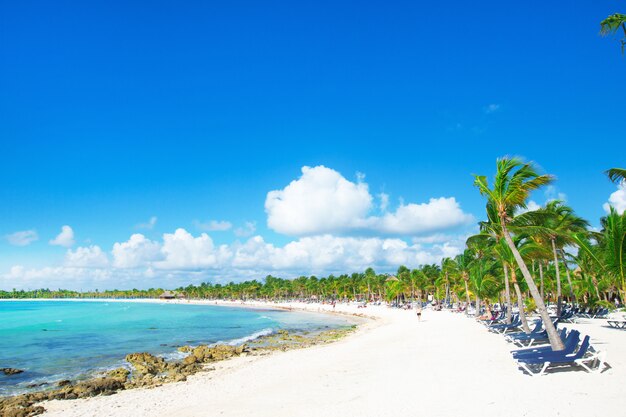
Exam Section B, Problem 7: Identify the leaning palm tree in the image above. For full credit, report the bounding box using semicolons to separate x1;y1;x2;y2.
474;157;565;350
600;13;626;54
606;168;626;184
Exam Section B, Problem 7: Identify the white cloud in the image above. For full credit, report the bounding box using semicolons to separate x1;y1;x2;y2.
194;220;232;232
265;166;473;236
266;166;373;235
378;192;389;212
49;225;75;247
603;182;626;214
368;197;474;234
65;245;109;268
157;228;230;270
112;234;162;268
516;200;542;215
235;221;256;237
2;165;477;290
5;230;38;246
3;228;468;290
229;234;463;273
484;104;500;114
2;264;121;291
544;185;567;202
412;233;453;244
136;216;157;230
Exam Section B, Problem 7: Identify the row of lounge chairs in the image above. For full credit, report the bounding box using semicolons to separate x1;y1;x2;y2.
558;306;626;330
480;315;607;376
556;307;612;324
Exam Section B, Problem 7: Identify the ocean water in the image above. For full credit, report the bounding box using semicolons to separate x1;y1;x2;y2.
0;301;349;396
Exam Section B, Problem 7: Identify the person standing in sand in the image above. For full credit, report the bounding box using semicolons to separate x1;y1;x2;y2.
416;305;422;322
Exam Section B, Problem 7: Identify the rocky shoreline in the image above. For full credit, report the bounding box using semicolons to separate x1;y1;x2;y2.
0;326;356;417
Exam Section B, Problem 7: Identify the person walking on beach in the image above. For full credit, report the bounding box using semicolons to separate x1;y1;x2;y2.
416;305;422;322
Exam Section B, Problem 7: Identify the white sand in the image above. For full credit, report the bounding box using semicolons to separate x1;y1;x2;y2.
39;301;626;417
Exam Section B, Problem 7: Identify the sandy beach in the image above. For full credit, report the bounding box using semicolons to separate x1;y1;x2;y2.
36;301;625;417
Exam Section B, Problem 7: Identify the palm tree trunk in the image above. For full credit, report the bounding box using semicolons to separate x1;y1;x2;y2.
503;264;513;324
463;279;471;314
551;238;563;317
591;275;601;301
475;294;481;318
539;261;545;300
511;269;531;333
502;221;565;350
559;250;576;304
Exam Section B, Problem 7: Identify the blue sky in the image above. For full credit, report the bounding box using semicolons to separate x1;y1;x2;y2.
1;1;624;290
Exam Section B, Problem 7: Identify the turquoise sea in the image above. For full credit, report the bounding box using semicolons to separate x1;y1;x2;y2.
0;301;349;396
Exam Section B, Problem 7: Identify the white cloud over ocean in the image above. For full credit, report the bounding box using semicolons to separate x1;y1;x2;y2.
1;165;475;290
3;229;466;290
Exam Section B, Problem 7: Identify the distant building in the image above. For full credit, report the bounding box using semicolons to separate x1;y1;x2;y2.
159;291;175;299
159;291;185;300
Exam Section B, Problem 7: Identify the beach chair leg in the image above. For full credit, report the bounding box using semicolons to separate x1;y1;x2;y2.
576;360;593;373
517;362;537;376
593;351;607;373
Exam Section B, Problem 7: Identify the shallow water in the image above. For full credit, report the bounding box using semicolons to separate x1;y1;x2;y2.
0;300;349;396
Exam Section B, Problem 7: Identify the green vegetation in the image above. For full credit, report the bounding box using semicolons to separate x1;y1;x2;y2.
600;13;626;54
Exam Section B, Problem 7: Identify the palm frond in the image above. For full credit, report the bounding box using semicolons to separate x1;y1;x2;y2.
606;168;626;184
600;13;626;35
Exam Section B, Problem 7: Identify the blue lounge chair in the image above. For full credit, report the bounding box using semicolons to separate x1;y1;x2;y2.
506;325;564;348
489;315;522;334
511;329;579;359
515;336;606;376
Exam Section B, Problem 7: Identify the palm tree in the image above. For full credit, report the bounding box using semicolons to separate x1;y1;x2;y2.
440;258;457;305
477;203;515;324
606;168;626;184
492;237;532;332
535;201;589;314
574;207;626;300
451;251;473;313
466;235;497;318
474;157;565;350
600;14;626;54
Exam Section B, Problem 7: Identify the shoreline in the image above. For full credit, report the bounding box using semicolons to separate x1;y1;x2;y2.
1;299;373;416
3;300;625;416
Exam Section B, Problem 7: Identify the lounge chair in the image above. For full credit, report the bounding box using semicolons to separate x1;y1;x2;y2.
593;308;609;319
515;336;606;376
506;324;563;348
511;329;579;359
488;315;520;333
607;319;626;329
